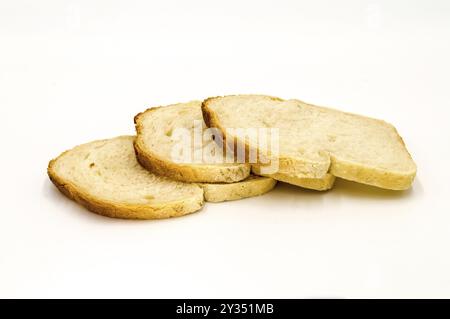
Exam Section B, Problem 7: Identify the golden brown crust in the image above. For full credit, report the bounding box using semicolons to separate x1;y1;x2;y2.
328;155;416;191
199;175;277;202
134;104;250;183
47;139;204;220
251;166;335;191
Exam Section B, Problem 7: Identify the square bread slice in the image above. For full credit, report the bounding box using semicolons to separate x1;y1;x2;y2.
202;95;417;190
48;136;204;219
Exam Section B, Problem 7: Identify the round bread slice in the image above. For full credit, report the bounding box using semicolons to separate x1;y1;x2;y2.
48;136;204;219
134;101;250;183
199;175;277;202
251;166;335;191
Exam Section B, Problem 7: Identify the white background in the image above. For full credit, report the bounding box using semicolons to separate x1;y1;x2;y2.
1;0;449;298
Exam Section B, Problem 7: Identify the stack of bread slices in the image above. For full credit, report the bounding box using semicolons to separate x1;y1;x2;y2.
48;95;416;219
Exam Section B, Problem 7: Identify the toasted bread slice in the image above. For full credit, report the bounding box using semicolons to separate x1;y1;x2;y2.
203;95;416;190
199;175;277;202
251;167;335;191
134;101;250;183
48;136;204;219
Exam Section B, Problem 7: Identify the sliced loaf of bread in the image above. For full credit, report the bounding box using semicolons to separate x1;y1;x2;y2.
135;100;332;191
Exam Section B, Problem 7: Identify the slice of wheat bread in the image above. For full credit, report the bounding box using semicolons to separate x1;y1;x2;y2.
134;101;250;183
48;136;204;219
199;175;277;202
202;95;417;190
251;166;335;191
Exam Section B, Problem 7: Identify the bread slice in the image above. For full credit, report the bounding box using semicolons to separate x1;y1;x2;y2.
199;175;277;202
251;166;335;191
134;101;250;183
135;99;333;191
203;95;417;190
48;136;204;219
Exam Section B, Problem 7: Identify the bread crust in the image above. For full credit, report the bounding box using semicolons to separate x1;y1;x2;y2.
134;105;251;183
48;137;204;220
328;153;416;191
199;175;277;202
251;167;335;191
202;95;417;190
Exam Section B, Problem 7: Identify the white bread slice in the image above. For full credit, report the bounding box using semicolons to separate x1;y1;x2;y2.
203;95;417;190
251;166;335;191
199;175;277;202
48;136;204;219
134;101;250;183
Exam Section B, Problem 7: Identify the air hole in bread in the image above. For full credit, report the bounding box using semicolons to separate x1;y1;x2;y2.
165;128;173;137
144;194;155;201
262;120;270;127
